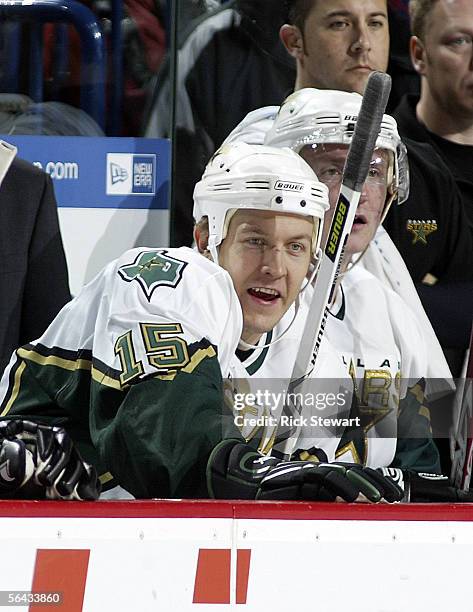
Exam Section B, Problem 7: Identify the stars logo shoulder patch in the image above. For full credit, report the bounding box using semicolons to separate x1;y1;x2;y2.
406;219;438;245
118;250;187;300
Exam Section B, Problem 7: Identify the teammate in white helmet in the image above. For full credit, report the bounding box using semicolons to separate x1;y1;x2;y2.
0;143;412;503
222;89;452;475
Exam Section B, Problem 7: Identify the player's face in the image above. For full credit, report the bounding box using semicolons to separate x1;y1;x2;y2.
219;209;313;345
284;0;389;94
414;0;473;119
299;143;388;257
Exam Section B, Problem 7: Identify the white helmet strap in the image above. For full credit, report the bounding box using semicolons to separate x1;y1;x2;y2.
207;234;219;266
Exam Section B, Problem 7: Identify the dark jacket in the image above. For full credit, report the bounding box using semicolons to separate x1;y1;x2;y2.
391;95;473;356
383;136;473;283
0;158;71;374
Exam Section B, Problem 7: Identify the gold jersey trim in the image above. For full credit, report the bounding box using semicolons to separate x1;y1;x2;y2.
17;347;92;372
0;361;26;417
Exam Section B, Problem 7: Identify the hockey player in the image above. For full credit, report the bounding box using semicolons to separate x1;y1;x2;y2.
269;89;453;474
0;143;412;503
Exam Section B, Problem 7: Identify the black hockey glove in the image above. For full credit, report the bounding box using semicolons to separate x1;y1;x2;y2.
207;440;404;502
331;462;404;503
378;468;473;503
0;420;101;500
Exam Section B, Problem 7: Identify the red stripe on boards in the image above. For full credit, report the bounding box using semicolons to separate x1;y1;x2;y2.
30;549;90;612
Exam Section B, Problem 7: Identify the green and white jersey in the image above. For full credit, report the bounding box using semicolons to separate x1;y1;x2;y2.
322;266;438;471
0;247;243;498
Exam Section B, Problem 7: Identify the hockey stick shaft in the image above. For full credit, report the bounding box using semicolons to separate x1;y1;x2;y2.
273;72;392;459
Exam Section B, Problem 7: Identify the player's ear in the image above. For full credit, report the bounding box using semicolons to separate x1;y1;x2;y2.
194;221;209;253
410;36;426;75
280;24;305;60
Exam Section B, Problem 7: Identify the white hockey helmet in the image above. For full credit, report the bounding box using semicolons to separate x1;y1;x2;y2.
264;88;409;204
193;142;329;262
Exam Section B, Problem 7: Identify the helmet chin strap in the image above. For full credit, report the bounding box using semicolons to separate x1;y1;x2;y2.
237;246;322;351
237;298;300;351
207;235;219;266
380;191;397;225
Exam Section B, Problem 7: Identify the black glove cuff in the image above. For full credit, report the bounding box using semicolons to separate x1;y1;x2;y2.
207;439;279;500
379;468;473;503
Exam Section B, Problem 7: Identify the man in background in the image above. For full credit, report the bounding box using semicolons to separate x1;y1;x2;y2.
0;157;70;376
394;0;473;226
